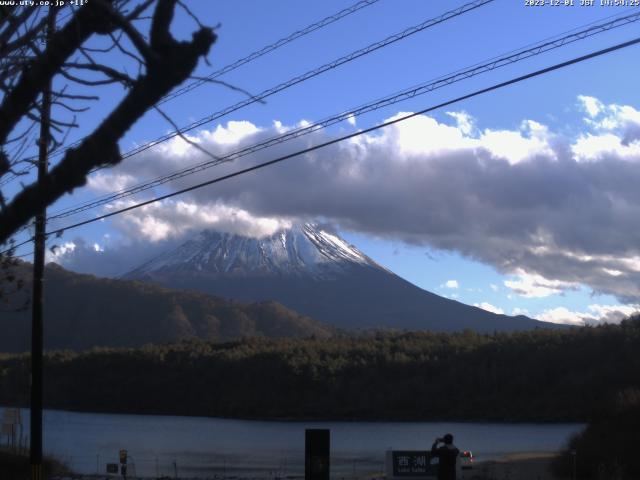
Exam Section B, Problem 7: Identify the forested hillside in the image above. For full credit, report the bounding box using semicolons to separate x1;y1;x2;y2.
555;389;640;480
1;317;638;421
0;263;333;352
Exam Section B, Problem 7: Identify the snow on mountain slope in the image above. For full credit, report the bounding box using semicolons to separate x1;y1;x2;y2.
125;223;557;332
126;223;383;279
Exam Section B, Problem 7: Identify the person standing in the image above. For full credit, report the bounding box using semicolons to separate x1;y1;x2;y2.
431;433;460;480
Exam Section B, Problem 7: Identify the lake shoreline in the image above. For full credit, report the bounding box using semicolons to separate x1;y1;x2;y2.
0;403;590;424
0;448;571;480
47;453;568;480
0;406;584;478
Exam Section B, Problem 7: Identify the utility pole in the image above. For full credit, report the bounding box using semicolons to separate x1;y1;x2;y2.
31;8;55;480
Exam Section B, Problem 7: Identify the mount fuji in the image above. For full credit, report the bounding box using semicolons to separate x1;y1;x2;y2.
124;223;553;332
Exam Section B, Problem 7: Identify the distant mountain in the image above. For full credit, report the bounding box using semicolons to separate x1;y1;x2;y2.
0;263;333;353
126;222;381;279
125;223;555;332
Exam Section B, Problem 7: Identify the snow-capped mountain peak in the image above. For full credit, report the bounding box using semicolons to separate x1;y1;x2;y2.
124;224;552;333
126;223;382;279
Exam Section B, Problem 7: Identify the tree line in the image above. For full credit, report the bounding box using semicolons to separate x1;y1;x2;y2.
1;317;639;422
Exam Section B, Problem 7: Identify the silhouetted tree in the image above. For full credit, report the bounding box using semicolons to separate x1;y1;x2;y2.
0;0;216;245
1;317;639;421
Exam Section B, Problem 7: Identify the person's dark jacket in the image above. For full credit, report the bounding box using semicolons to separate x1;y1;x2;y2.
430;441;459;480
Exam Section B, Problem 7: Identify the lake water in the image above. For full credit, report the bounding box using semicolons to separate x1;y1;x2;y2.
1;406;584;478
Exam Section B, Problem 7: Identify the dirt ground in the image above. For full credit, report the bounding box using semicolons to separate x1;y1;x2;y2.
471;452;570;480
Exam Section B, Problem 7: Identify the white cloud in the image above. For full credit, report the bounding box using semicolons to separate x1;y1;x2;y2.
490;283;499;292
479;119;555;164
87;172;136;193
504;270;577;298
587;304;639;321
381;112;476;155
47;241;76;263
70;97;640;303
444;279;459;289
203;120;260;146
474;302;504;315
512;307;530;316
106;199;294;242
574;96;640;161
446;111;474;136
572;133;640;162
536;307;585;326
603;268;623;277
346;114;356;126
578;95;603;118
579;95;640;131
536;304;639;326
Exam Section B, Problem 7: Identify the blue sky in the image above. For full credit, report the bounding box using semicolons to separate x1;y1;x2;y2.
6;0;640;325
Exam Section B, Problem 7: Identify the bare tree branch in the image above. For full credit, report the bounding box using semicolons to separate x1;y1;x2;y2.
124;0;156;22
108;30;145;67
189;76;266;104
60;68;125;87
97;0;156;63
0;0;216;243
0;14;47;56
0;7;37;51
64;62;135;86
0;3;116;148
177;0;206;30
153;104;221;162
51;100;90;113
52;91;99;101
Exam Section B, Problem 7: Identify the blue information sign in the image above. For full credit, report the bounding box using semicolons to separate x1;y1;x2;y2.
391;451;438;477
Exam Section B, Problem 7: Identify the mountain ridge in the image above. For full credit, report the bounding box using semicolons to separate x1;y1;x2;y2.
125;223;558;332
0;262;333;353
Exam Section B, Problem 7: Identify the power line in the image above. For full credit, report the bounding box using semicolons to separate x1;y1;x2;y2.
0;237;35;257
1;0;495;186
3;34;638;255
8;250;34;260
42;35;640;240
119;0;495;160
46;10;640;222
0;0;380;186
159;0;382;104
4;234;61;260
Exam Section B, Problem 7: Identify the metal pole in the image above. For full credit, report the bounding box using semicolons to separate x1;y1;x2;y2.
30;8;55;480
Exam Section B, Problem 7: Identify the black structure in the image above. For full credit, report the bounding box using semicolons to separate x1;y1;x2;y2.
305;429;330;480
